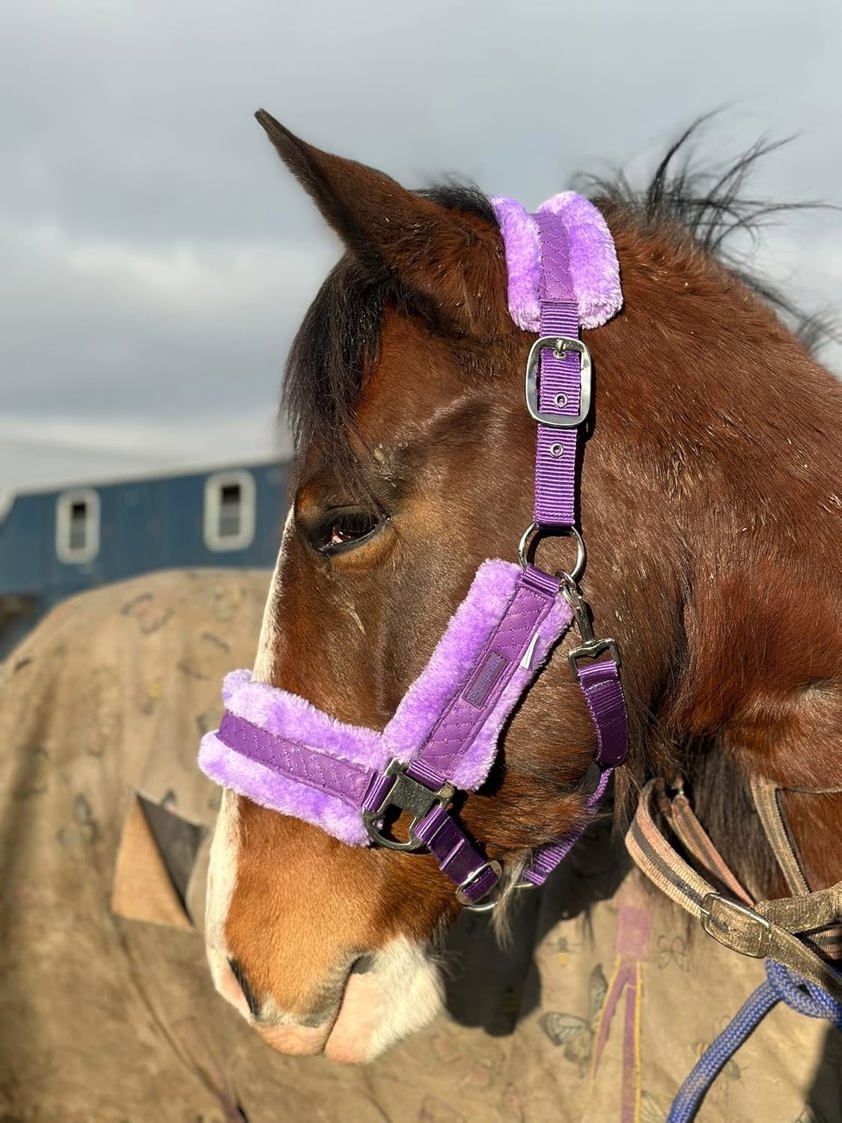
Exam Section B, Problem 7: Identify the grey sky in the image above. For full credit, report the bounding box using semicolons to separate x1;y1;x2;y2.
2;0;841;498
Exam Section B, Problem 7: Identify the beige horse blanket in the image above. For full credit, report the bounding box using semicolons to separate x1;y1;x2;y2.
0;570;839;1122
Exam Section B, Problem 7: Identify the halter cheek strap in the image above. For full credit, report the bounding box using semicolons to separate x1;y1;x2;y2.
198;194;629;907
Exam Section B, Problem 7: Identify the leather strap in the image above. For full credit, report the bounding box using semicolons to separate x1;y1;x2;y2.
657;777;753;904
627;779;842;1003
751;775;842;958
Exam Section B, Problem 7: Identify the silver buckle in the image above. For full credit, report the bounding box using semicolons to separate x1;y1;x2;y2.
362;760;454;852
456;860;503;908
525;336;592;429
700;893;773;958
568;638;621;678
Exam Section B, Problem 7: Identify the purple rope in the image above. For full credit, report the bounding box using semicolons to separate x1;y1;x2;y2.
667;960;842;1123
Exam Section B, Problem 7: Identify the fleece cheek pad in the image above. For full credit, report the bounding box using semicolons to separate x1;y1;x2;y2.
198;560;573;845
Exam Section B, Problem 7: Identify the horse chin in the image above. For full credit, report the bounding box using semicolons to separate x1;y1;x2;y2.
321;936;445;1063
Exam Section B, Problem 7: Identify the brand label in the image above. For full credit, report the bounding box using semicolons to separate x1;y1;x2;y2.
463;651;509;708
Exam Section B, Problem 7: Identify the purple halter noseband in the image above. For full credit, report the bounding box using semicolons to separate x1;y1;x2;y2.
199;191;629;908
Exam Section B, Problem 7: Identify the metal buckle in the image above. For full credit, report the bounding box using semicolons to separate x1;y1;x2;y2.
462;876;534;914
362;760;455;852
568;638;621;677
562;579;621;677
525;336;592;429
700;893;773;958
455;860;503;908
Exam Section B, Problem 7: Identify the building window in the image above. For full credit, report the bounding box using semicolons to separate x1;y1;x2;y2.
56;489;100;564
203;471;256;552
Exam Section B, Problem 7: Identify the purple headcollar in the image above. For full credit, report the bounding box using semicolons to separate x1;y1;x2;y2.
199;192;628;908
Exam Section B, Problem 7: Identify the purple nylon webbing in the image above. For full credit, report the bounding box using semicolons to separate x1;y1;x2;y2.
414;804;499;900
523;768;613;886
578;661;629;768
217;713;375;808
533;212;581;528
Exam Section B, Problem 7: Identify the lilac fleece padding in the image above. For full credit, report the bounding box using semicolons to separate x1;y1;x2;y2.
199;670;391;845
490;192;623;331
490;196;542;331
198;560;573;845
220;669;385;767
198;729;377;845
383;560;572;790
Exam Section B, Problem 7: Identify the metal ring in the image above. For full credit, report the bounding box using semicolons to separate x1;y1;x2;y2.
517;522;541;568
518;523;587;583
455;860;503;907
462;879;535;914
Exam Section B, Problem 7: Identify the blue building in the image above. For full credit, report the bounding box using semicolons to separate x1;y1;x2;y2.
0;459;289;656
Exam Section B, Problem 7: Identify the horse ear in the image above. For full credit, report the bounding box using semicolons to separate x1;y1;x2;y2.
255;110;505;336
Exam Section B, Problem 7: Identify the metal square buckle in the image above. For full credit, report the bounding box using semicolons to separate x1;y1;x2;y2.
700;893;773;959
456;860;503;909
525;336;592;429
362;760;455;852
568;638;621;678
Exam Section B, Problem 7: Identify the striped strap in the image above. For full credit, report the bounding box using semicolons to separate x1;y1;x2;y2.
750;776;842;958
626;779;842;1003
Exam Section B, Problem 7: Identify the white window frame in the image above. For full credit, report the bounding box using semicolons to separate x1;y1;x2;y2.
203;470;256;552
55;488;101;565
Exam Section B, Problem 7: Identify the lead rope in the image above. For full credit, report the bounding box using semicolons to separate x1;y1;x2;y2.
667;961;842;1123
627;778;842;1121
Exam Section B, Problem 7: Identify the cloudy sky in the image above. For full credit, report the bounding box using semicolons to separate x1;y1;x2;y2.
2;0;841;500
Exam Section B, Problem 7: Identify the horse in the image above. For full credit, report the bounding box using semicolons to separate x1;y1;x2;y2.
202;111;842;1069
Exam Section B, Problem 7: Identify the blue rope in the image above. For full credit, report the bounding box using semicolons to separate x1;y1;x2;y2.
666;961;842;1123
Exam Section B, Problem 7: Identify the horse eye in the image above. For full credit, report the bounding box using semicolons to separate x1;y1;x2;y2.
316;510;383;555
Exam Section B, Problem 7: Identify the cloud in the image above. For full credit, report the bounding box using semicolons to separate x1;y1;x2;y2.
1;0;840;498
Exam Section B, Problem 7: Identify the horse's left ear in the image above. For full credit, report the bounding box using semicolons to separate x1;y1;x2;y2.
255;110;506;336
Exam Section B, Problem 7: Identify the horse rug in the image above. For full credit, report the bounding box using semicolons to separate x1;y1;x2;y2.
0;569;839;1121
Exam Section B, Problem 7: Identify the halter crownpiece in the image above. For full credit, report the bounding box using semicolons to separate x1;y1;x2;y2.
199;191;628;908
490;192;623;330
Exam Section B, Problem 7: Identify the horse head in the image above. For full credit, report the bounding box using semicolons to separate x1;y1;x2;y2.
203;114;842;1062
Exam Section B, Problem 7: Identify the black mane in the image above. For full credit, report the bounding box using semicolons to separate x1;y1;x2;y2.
582;122;835;353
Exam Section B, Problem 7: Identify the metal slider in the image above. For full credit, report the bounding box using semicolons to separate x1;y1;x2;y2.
700;893;774;959
362;760;454;852
455;860;503;908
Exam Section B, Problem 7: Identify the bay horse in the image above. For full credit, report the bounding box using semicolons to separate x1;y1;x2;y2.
203;112;842;1065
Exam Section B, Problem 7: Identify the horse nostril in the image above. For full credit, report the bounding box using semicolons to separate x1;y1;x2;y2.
227;957;263;1018
350;953;375;975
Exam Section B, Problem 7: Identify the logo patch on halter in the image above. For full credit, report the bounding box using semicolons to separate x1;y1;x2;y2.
463;651;509;708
